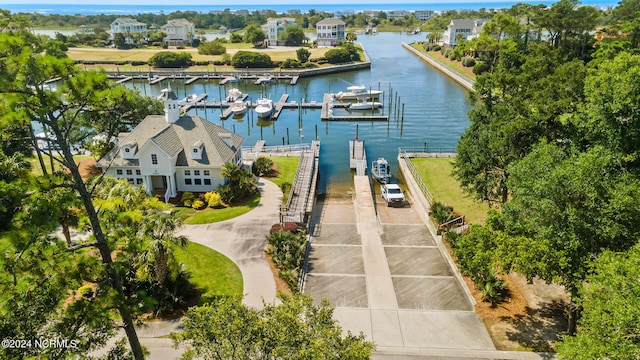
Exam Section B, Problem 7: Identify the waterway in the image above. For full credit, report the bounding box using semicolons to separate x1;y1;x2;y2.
121;32;472;195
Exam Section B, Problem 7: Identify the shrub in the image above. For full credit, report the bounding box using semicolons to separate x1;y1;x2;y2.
78;285;93;298
198;40;226;55
324;48;351;64
191;199;206;210
296;47;311;63
267;231;307;290
204;191;223;208
461;56;476;67
431;201;454;225
149;51;192;67
280;181;292;195
230;51;273;68
181;192;196;207
280;58;301;69
252;157;274;176
473;61;490;75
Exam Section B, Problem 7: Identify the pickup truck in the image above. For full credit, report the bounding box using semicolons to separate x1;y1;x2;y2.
381;183;405;207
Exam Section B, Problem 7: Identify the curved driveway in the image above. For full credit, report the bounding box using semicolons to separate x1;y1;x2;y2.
178;178;281;308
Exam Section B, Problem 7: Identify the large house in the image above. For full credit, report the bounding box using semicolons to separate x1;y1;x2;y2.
315;18;346;47
161;18;196;47
414;10;435;22
97;88;244;202
264;17;297;46
110;18;148;44
442;19;489;47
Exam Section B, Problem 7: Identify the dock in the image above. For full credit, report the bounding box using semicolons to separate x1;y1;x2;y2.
149;76;168;85
185;76;201;85
218;94;248;119
290;76;300;85
320;93;389;121
349;140;367;176
271;94;289;120
180;93;208;113
115;76;133;84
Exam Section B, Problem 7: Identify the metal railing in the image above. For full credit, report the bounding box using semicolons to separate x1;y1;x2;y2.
399;146;457;156
398;148;434;205
280;150;315;224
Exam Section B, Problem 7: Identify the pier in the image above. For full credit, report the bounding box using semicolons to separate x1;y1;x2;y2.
349;139;367;176
180;93;209;113
271;94;289;120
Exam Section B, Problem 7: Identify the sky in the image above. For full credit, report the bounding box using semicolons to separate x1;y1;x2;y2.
2;0;516;4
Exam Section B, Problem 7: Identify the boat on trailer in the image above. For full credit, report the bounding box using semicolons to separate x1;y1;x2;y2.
371;157;392;184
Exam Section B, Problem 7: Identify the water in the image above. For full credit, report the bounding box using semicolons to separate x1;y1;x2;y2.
2;1;618;16
120;32;470;195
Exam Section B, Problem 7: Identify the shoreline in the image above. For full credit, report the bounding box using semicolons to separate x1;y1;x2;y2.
402;42;475;92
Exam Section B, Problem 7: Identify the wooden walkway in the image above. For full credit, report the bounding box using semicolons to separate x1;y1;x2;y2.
278;140;320;223
180;93;208;113
349;140;367;176
185;76;201;85
271;94;289;120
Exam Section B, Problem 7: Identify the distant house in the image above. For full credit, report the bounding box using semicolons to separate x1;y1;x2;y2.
442;19;489;47
97;88;244;202
413;10;435;22
387;10;410;20
110;17;148;44
315;18;346;47
161;18;196;47
264;17;297;46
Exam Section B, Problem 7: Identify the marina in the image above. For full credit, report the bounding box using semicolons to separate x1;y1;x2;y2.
117;32;470;194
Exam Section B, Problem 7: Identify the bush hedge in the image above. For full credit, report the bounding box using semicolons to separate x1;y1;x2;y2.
230;51;273;68
461;56;476;67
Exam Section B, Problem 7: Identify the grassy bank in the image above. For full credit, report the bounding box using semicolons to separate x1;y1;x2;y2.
267;156;300;188
409;43;476;81
174;241;243;304
411;157;489;224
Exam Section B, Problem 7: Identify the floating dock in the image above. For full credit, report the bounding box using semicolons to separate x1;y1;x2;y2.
349;140;367;176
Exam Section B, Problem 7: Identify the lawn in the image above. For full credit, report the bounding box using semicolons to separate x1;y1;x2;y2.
267;156;300;188
173;241;243;304
411;158;489;224
29;154;95;177
183;192;260;225
410;43;477;81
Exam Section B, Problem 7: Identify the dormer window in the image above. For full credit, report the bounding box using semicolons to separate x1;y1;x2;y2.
190;140;204;160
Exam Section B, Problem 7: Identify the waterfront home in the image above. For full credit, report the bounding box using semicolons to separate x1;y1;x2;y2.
161;18;196;47
387;10;410;20
97;88;244;202
109;18;148;44
316;18;346;47
442;19;489;47
414;10;435;22
264;17;297;46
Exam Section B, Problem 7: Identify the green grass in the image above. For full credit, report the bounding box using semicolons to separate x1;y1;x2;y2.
183;192;261;225
267;156;300;188
411;158;490;224
29;154;95;177
171;207;196;221
174;241;243;304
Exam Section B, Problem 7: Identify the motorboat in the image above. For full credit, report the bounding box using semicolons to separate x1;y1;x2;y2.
335;85;383;100
226;88;243;102
255;98;273;118
348;101;383;110
371;157;392;184
178;93;198;106
231;100;247;117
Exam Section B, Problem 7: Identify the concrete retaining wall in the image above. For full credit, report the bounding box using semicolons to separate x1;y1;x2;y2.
402;42;475;92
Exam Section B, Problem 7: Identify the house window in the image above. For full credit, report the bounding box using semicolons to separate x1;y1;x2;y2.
184;170;191;176
204;179;211;185
204;170;210;176
126;169;133;175
194;170;200;176
116;169;123;175
194;179;202;185
151;154;158;165
136;169;141;175
185;179;192;185
127;178;134;184
136;178;143;185
124;147;130;153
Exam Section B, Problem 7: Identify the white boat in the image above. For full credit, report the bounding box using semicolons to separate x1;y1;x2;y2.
226;88;243;102
257;75;274;83
178;93;198;106
348;101;383;110
335;85;383;100
231;100;247;117
255;98;273;118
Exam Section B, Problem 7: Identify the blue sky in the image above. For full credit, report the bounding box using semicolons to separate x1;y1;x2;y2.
4;0;512;4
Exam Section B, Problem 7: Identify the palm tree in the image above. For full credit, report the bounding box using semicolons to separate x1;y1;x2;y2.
136;212;188;284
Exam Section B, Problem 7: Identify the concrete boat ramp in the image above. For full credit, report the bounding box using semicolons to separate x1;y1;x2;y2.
300;141;548;359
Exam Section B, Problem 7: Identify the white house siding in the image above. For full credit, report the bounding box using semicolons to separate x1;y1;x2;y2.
175;168;224;193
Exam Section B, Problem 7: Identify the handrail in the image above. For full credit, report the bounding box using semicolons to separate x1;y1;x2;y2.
398;148;434;205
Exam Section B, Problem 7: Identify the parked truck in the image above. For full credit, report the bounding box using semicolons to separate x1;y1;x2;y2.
380;183;405;207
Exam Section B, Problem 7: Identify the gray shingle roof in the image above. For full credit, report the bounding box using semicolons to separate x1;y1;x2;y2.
97;114;243;168
316;18;346;26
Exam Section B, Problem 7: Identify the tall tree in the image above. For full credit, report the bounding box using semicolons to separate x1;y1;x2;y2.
557;243;640;359
0;15;146;358
172;293;375;360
